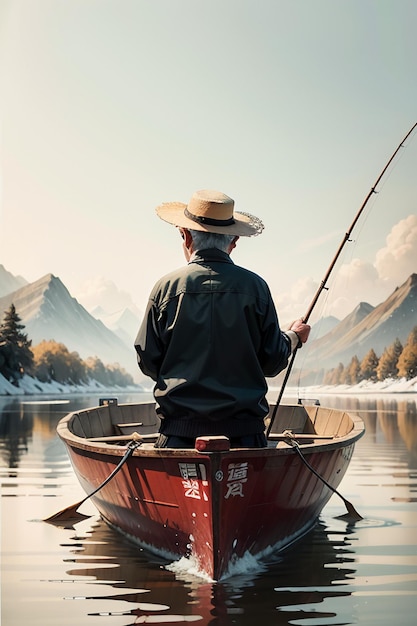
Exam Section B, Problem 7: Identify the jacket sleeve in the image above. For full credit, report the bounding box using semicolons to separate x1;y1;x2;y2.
134;300;163;381
257;298;292;377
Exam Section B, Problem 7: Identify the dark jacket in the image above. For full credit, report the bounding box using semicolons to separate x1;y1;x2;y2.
135;248;291;438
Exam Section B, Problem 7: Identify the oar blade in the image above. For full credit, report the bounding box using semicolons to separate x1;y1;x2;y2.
44;441;139;527
44;502;91;527
336;500;363;523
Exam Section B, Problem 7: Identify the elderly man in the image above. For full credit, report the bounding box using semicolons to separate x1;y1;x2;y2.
135;189;310;448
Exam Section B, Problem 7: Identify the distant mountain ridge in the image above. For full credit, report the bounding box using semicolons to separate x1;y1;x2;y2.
304;273;417;370
91;305;141;348
1;265;416;381
0;265;28;297
0;273;139;380
308;315;340;341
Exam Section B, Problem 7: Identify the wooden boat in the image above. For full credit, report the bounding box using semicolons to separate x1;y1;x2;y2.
55;398;364;581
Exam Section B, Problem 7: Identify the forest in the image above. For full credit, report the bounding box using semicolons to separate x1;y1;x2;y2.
318;328;417;385
0;303;135;387
2;302;416;390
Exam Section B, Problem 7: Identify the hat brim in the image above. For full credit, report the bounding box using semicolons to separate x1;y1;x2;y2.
155;202;264;237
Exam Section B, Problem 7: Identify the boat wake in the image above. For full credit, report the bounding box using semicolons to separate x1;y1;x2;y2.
166;556;215;583
166;551;268;584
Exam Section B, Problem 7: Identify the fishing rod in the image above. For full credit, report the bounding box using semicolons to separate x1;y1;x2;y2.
267;121;417;437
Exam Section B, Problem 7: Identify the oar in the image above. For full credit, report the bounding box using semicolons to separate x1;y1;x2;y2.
285;436;362;522
44;440;141;526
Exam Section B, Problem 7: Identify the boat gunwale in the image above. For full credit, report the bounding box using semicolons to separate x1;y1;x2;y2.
57;401;365;459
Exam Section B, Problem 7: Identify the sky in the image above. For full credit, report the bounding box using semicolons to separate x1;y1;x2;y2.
1;0;416;329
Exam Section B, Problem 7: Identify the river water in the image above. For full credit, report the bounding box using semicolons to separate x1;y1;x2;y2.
1;391;416;625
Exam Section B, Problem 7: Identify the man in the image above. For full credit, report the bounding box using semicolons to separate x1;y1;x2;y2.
135;189;310;448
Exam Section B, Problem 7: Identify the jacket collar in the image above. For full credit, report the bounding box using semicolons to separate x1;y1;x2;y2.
189;248;234;265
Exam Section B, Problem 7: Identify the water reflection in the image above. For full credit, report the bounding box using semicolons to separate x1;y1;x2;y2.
398;401;417;467
62;516;357;625
1;394;417;626
0;394;149;475
1;395;417;471
0;400;32;470
310;396;417;467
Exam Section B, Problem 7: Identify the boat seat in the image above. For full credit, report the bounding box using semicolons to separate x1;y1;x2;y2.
115;422;144;435
87;433;159;443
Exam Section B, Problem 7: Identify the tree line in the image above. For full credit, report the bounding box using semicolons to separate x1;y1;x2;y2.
322;326;417;385
0;303;135;387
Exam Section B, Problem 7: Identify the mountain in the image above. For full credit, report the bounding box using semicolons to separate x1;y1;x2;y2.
304;274;417;369
91;305;142;349
0;264;28;297
309;315;340;341
1;265;415;382
0;274;140;380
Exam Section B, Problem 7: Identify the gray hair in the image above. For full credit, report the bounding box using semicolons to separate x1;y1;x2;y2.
189;229;236;253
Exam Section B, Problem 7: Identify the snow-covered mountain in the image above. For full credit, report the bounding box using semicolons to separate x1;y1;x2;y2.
0;273;140;380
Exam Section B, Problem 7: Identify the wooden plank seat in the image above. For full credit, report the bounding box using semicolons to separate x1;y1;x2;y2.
115;422;144;435
87;432;159;443
268;432;335;440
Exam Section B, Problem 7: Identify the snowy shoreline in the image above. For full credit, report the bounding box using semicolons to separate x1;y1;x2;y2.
0;373;143;397
270;376;417;398
1;372;416;397
301;377;416;395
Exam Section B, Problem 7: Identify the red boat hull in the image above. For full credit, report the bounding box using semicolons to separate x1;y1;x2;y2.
59;401;362;580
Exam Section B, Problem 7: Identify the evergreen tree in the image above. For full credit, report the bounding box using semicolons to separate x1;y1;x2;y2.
322;368;334;385
0;304;34;381
360;349;379;381
340;363;351;384
348;355;362;384
330;362;344;385
376;338;403;381
397;326;417;380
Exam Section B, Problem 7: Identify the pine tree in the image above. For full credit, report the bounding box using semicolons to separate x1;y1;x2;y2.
0;304;34;382
348;355;362;384
397;326;417;380
376;338;403;381
360;349;379;382
330;362;344;385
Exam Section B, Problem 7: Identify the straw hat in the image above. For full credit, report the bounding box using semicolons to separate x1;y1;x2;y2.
155;189;264;237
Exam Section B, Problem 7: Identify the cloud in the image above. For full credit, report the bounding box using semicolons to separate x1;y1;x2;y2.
375;214;417;282
321;216;417;318
325;259;382;319
273;276;319;327
275;215;417;322
75;276;139;315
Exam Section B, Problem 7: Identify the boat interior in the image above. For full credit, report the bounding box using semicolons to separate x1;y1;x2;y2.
61;398;362;449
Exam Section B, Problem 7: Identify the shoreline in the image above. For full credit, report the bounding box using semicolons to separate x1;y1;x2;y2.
2;372;416;398
271;377;417;398
0;373;143;397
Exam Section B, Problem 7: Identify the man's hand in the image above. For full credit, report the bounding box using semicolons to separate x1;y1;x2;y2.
289;319;311;344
